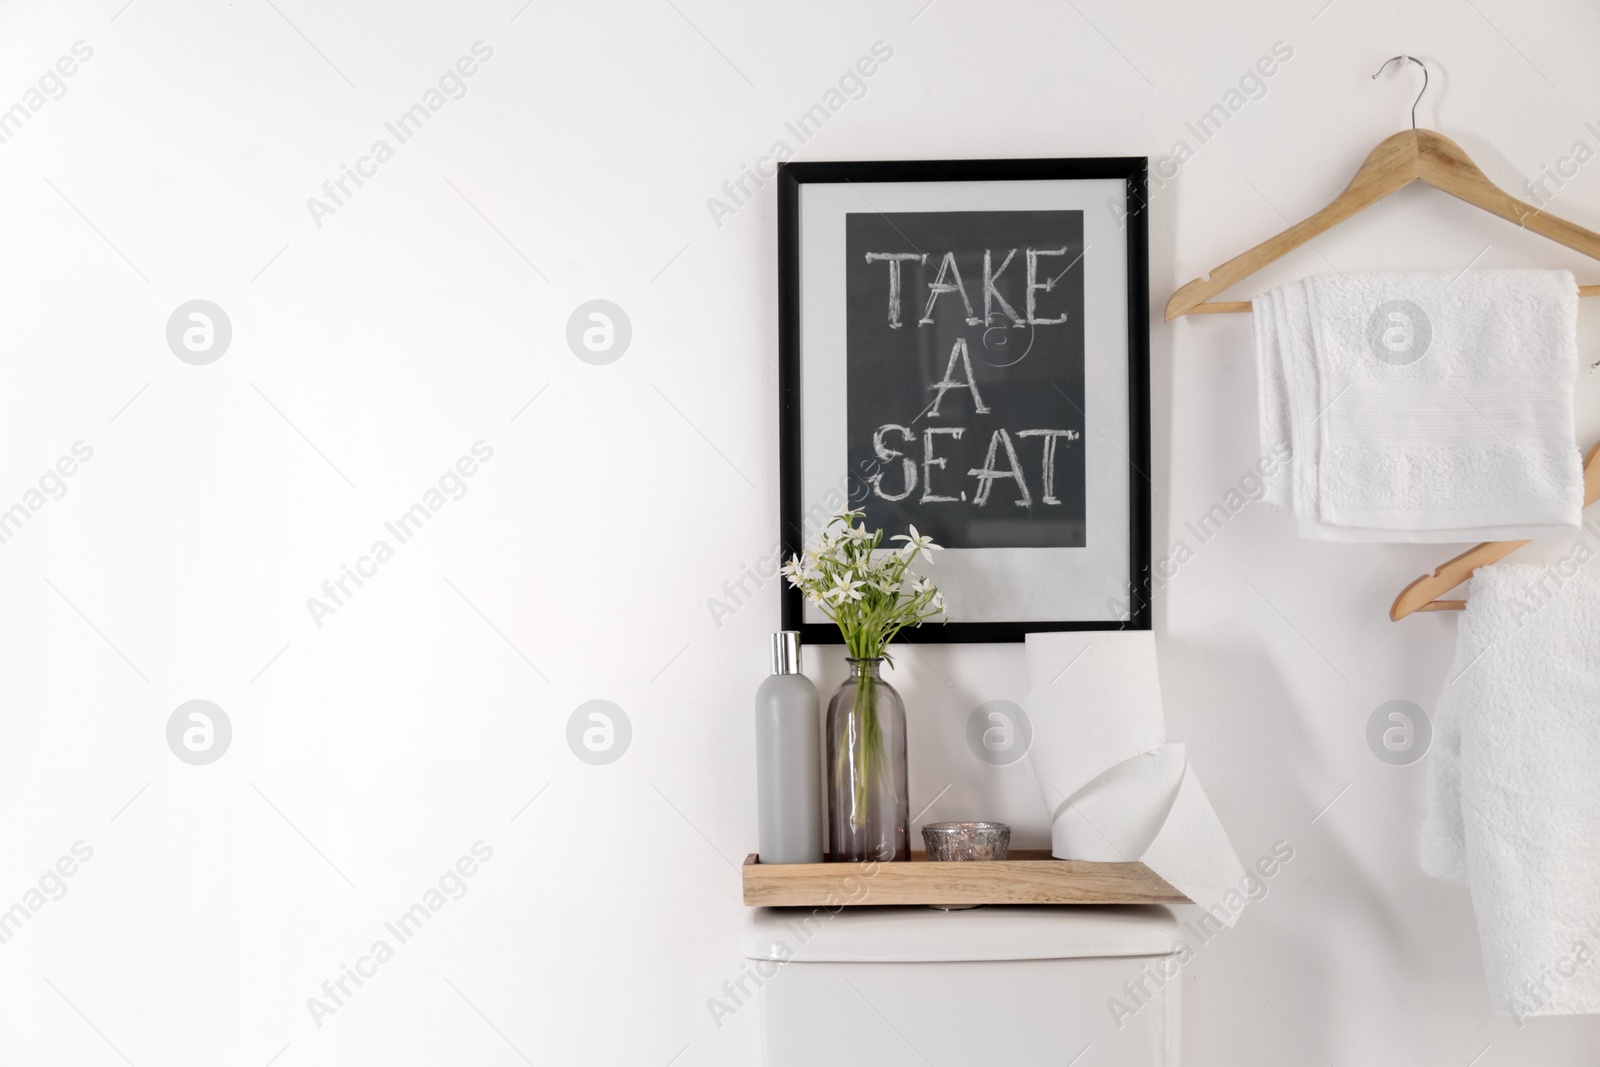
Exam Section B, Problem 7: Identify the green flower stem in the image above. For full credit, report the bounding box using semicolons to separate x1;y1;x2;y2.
850;667;878;830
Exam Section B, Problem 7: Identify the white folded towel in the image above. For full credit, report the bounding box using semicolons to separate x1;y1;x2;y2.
1253;270;1583;542
1422;560;1600;1019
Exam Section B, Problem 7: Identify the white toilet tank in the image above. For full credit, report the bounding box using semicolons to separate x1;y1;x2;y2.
741;904;1183;1067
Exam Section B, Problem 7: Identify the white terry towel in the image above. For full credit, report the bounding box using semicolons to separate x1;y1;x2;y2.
1422;561;1600;1018
1253;270;1583;542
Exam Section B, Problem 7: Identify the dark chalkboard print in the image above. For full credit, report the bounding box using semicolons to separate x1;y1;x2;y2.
846;210;1086;549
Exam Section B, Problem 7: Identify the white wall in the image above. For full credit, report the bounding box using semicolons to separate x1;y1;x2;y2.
2;0;1598;1063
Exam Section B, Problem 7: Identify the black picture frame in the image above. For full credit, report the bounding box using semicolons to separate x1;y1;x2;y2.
778;157;1151;644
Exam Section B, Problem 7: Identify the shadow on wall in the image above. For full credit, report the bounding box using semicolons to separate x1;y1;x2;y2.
1145;154;1178;637
1161;636;1440;1061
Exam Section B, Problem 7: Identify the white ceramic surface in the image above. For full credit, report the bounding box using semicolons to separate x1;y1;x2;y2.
745;907;1183;1066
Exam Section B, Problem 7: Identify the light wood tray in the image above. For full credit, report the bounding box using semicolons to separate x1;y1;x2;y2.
742;851;1190;908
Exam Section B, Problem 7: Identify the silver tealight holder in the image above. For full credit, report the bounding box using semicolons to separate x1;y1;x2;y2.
921;821;1011;862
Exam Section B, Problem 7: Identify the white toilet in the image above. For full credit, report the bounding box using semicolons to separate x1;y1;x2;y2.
742;904;1183;1066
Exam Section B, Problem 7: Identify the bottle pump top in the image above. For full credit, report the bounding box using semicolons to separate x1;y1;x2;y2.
771;632;801;675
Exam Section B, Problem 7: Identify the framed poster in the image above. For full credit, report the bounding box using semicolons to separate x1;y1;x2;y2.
778;158;1150;643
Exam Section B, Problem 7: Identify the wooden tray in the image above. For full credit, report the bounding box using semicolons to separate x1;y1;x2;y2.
742;850;1190;907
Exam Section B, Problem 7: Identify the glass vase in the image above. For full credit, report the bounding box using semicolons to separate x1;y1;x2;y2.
826;658;909;862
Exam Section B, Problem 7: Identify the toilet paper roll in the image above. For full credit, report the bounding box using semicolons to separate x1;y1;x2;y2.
1022;631;1247;923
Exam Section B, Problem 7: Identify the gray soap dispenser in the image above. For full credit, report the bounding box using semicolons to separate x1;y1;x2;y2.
755;632;824;863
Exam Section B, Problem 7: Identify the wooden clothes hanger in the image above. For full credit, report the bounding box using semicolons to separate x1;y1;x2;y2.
1159;56;1600;618
1165;56;1600;321
1390;442;1600;618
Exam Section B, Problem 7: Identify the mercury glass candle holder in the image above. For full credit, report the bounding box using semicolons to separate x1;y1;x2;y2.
921;821;1011;861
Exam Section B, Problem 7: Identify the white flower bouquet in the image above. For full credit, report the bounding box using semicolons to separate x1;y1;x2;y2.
783;511;946;843
781;511;946;660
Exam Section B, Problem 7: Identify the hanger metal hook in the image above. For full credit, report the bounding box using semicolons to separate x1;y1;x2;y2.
1372;55;1429;130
